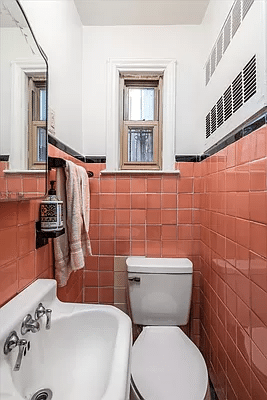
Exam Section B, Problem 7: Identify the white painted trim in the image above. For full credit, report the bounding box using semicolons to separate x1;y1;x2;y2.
100;169;180;175
4;169;45;174
106;58;176;171
10;59;46;170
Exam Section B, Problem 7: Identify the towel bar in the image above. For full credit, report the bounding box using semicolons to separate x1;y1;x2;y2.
48;157;94;177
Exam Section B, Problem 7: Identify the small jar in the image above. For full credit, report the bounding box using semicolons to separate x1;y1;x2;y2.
40;181;63;232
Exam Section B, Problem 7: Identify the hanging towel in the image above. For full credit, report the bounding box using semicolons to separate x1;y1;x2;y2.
54;160;92;287
53;167;71;286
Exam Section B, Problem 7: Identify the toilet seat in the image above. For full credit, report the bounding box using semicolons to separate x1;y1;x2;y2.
131;326;208;400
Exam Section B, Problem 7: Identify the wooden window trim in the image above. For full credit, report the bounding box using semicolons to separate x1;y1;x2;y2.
28;77;46;170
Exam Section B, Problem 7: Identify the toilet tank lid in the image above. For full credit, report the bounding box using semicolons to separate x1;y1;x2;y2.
126;257;193;274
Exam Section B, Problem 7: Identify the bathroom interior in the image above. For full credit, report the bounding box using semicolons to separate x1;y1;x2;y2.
0;0;267;399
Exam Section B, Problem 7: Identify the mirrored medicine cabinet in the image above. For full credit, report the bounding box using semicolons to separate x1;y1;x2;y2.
0;0;48;201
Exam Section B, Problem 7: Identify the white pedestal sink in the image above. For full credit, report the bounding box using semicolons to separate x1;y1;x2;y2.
0;279;132;400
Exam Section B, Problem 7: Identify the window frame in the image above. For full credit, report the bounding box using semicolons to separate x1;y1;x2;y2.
106;59;176;172
120;74;163;170
10;60;47;171
28;76;47;170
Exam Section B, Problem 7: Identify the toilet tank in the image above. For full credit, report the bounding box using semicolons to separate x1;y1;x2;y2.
126;257;193;326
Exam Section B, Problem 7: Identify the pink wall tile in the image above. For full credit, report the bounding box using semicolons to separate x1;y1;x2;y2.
199;126;267;399
2;126;267;399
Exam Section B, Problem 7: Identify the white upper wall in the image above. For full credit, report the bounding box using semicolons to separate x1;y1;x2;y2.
16;0;267;157
21;0;84;154
82;25;205;156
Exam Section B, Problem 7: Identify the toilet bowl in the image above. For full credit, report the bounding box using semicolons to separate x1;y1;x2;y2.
131;327;209;400
126;257;210;400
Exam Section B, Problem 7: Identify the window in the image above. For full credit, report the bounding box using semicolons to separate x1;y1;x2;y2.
120;74;162;170
106;59;176;172
28;76;47;169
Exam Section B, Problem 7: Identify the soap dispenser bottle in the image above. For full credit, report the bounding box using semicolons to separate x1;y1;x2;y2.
40;180;63;232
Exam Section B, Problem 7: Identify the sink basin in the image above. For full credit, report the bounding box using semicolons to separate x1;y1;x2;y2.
0;279;132;400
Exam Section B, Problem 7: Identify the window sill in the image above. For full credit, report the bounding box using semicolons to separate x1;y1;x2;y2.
4;169;46;175
100;169;180;175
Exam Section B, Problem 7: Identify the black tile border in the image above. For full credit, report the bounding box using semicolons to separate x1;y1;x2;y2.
204;110;267;157
48;134;106;164
48;134;85;161
176;108;267;162
0;155;9;162
175;155;208;162
49;108;266;164
84;156;106;163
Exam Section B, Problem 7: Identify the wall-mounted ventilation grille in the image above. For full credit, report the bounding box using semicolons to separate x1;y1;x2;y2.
232;0;241;38
243;0;254;18
210;48;216;76
206;55;256;139
244;56;257;101
223;16;231;53
216;34;223;66
224;86;232;121
205;0;254;85
217;97;224;128
232;72;243;112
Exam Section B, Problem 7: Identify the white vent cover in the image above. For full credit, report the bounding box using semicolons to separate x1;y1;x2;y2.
232;0;241;38
243;0;254;18
206;55;256;139
205;0;254;85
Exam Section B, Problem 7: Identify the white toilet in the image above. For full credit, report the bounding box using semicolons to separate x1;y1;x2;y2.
126;257;210;400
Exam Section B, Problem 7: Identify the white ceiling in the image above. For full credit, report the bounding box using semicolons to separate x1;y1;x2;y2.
74;0;210;26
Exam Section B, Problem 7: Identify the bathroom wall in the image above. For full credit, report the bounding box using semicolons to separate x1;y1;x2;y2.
46;143;201;337
21;0;84;155
81;123;267;399
0;144;87;308
197;124;267;399
82;163;201;341
2;126;267;397
0;194;53;307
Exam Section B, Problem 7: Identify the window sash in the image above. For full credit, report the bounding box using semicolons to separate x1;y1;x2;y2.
28;77;46;169
28;121;46;169
121;121;160;170
120;75;162;170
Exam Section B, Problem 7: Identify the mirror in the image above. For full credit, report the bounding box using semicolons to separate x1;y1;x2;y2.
0;0;48;200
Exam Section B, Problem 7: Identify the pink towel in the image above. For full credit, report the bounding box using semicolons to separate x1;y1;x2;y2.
54;160;91;287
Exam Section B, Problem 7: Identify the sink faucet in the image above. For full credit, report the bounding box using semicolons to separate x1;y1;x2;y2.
21;314;40;335
4;331;28;371
35;303;52;330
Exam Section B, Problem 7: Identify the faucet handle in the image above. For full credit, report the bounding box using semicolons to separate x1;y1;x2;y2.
13;339;27;371
21;314;40;335
4;332;27;372
45;309;52;330
4;331;19;355
35;303;46;320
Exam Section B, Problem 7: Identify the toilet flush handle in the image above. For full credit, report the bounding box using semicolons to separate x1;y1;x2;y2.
128;276;140;283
